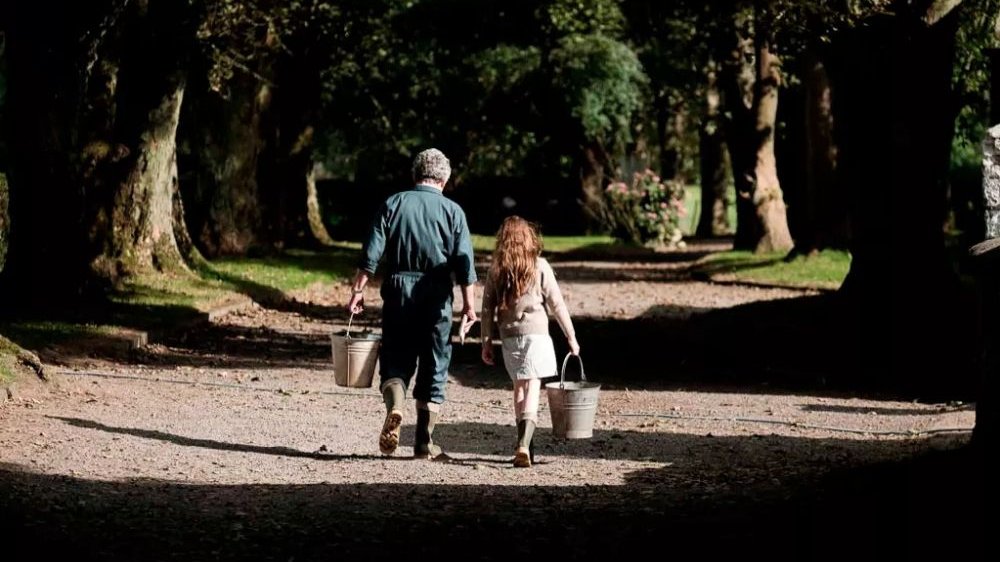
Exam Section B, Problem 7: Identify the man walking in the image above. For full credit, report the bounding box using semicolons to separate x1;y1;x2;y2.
346;148;477;459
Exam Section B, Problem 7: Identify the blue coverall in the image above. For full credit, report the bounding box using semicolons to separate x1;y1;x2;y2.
359;184;477;405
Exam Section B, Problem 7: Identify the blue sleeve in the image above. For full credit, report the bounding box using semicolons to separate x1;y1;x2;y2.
451;209;477;286
359;201;389;275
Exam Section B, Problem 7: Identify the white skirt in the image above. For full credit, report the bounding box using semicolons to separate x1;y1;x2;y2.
501;334;558;381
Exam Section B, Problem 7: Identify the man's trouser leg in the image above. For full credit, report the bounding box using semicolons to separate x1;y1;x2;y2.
413;283;453;459
376;274;419;455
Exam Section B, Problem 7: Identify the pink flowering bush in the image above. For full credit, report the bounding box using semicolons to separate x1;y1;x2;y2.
604;169;687;247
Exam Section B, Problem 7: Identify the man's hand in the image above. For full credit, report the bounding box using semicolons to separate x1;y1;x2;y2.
347;270;370;315
347;292;365;315
462;305;477;324
459;284;477;324
459;310;477;345
481;345;495;365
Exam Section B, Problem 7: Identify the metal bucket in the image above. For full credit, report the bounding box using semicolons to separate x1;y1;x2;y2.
545;354;600;439
330;314;380;388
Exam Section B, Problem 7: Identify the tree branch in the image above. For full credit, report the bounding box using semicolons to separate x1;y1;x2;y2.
916;0;964;25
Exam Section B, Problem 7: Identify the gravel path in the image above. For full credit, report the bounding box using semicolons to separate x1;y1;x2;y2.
0;241;979;560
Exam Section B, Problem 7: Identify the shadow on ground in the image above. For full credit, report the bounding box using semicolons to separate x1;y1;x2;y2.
0;438;983;561
3;241;980;401
452;293;979;400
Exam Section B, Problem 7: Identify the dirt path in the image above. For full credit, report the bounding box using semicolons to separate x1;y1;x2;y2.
0;241;980;560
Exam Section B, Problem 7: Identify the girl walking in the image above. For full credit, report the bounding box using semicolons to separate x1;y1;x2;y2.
481;216;580;467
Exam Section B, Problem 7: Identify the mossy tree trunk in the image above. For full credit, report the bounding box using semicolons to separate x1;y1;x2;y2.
0;0;199;305
87;0;196;280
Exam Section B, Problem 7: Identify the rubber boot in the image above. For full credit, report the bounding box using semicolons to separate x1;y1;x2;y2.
414;407;444;460
514;419;536;468
379;381;405;455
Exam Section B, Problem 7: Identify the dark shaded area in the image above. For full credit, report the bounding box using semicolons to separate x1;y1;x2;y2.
799;404;973;416
0;439;982;561
830;10;971;398
318;176;588;243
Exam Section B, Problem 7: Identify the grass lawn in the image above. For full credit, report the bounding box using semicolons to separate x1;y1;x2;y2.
0;244;361;349
0;335;19;384
109;245;360;313
694;249;851;290
682;184;737;236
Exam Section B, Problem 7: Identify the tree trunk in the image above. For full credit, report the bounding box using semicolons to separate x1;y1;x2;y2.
172;169;203;267
799;52;846;253
831;2;967;392
750;39;794;253
0;1;91;304
306;164;335;246
87;0;195;280
697;62;732;237
256;45;337;249
656;97;686;181
721;5;760;250
179;78;268;257
579;143;610;229
97;82;187;277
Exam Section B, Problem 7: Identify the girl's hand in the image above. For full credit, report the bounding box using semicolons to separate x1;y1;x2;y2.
481;345;495;365
568;338;580;356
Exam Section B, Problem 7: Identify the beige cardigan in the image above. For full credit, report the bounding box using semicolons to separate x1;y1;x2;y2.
481;257;575;341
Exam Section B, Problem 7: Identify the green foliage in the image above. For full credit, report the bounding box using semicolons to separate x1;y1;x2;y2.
541;0;626;36
695;249;851;290
604;169;687;247
471;45;542;92
550;34;648;152
952;0;1000;162
462;45;544;178
0;334;18;384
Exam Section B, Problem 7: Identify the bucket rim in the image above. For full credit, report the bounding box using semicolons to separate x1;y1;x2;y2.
331;331;381;341
545;381;600;391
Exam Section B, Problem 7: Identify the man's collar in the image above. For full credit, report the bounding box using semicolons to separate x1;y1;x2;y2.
414;183;444;194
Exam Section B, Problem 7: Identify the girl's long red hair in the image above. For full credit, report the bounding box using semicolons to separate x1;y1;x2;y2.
490;216;542;310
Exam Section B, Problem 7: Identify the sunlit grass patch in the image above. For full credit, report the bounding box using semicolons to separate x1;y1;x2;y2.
695;250;850;290
206;247;356;293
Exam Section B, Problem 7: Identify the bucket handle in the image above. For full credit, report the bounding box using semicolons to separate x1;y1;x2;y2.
345;312;356;340
558;353;586;389
344;312;355;385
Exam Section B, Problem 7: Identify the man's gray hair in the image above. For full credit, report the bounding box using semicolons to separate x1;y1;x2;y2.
412;148;451;183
